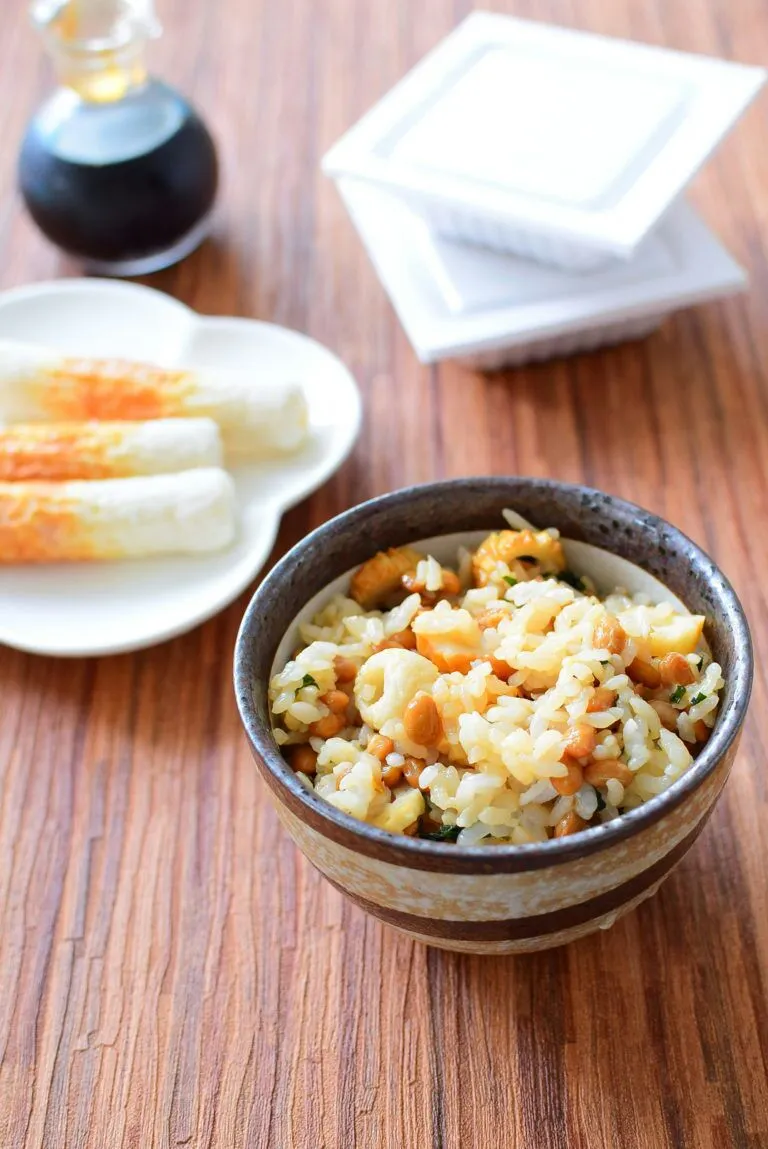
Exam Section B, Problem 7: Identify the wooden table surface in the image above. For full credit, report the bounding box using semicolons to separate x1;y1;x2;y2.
2;0;768;1145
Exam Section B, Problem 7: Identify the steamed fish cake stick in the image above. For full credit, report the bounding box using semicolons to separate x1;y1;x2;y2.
0;339;308;459
0;468;236;562
0;417;222;481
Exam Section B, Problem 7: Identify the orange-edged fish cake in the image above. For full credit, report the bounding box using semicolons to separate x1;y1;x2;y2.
0;469;236;562
0;418;222;481
0;339;308;459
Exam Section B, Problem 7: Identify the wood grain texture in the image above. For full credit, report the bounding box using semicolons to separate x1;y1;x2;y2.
1;0;767;1145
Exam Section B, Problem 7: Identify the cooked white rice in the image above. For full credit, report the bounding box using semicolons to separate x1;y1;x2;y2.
269;526;723;846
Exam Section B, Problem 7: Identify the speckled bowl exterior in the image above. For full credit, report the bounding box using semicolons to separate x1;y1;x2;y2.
234;478;752;954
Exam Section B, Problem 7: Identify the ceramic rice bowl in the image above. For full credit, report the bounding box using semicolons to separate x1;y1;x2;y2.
234;478;752;954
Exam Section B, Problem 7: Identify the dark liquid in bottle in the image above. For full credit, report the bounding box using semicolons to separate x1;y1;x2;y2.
19;82;218;269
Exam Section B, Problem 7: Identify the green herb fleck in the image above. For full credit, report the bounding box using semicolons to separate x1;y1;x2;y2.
594;790;607;812
689;691;706;706
420;823;461;843
600;660;611;667
557;569;587;593
669;684;686;705
300;674;318;689
503;575;518;587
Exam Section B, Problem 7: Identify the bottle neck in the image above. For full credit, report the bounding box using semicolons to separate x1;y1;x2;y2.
54;41;149;102
32;0;158;103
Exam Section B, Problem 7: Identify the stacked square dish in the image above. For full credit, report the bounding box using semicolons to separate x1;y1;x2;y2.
323;13;765;367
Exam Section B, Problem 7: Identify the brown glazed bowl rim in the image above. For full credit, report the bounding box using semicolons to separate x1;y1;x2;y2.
234;478;752;874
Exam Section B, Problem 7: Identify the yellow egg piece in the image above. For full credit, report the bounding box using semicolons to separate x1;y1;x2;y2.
648;615;706;657
371;788;425;833
412;606;482;673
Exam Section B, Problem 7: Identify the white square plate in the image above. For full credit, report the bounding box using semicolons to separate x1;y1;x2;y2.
324;13;765;269
336;178;746;366
0;279;362;657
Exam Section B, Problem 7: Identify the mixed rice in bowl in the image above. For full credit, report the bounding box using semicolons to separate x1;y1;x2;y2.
269;512;724;847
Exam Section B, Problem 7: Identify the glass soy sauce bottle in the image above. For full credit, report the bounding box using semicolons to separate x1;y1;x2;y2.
18;0;219;275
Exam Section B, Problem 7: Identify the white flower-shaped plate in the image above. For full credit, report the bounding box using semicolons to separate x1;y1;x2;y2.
0;279;362;657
